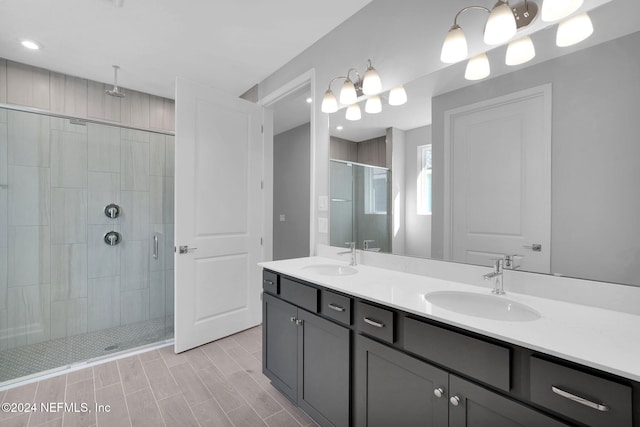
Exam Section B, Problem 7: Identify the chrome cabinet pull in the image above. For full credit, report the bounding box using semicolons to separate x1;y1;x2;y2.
450;396;461;406
551;386;609;412
434;388;444;398
153;235;159;259
295;319;304;326
363;317;385;328
263;280;274;286
290;316;297;323
328;303;345;312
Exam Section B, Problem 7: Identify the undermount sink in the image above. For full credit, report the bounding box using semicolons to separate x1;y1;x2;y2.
302;264;358;276
424;291;541;322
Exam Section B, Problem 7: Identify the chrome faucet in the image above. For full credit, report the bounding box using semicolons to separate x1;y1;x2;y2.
483;258;505;295
338;242;357;266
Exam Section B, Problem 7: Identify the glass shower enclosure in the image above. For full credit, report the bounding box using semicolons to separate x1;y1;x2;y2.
0;106;174;385
330;159;391;253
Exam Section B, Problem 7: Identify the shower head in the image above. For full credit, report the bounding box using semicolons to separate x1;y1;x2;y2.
105;65;126;98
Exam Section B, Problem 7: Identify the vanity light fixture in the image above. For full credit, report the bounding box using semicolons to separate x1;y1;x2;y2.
541;0;583;22
440;0;593;80
555;12;593;47
321;59;407;120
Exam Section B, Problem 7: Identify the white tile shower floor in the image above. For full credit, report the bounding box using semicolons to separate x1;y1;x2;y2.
0;317;174;384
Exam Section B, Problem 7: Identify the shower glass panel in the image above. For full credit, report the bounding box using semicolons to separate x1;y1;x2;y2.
0;107;174;385
330;159;391;252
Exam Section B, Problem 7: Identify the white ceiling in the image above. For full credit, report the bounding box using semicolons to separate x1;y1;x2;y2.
0;0;372;99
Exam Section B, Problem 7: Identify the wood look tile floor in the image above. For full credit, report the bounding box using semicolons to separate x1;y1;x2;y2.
0;325;317;427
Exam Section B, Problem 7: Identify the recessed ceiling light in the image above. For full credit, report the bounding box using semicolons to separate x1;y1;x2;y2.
306;97;312;104
336;126;343;131
21;40;42;50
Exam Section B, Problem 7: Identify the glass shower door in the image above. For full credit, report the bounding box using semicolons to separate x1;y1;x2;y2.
0;107;174;385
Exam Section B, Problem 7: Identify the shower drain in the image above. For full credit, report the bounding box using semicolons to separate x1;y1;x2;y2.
104;344;119;351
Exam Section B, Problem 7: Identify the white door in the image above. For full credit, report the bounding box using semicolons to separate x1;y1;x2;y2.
174;77;263;353
444;85;551;273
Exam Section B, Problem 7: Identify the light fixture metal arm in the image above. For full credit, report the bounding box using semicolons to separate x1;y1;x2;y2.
345;68;362;85
327;76;348;91
453;5;491;25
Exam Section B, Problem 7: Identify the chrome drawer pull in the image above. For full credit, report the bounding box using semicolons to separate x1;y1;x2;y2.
364;317;385;328
551;386;609;412
328;303;345;312
263;280;274;286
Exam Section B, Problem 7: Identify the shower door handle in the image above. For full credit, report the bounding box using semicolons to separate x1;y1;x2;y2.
153;235;159;259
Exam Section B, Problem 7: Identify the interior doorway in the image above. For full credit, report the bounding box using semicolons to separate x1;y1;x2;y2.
269;84;312;260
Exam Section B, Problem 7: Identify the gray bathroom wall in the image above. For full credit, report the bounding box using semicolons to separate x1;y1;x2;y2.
0;59;175;132
273;123;311;260
432;31;640;286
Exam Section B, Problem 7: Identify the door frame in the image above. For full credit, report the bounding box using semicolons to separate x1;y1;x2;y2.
442;84;552;261
258;69;317;259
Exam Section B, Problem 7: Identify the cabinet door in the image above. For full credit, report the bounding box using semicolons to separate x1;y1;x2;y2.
449;375;570;427
298;309;350;427
263;293;298;402
355;334;449;427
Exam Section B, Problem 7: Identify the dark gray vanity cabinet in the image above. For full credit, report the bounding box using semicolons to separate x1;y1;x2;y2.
448;375;569;427
355;334;569;427
355;334;449;427
263;290;350;427
263;292;298;401
263;268;638;427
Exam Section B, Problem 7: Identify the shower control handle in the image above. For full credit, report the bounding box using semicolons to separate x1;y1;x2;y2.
104;231;121;246
104;203;120;219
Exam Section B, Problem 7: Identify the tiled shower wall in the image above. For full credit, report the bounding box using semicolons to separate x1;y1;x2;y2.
0;58;176;351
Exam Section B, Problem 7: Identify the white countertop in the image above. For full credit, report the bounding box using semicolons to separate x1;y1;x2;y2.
259;256;640;382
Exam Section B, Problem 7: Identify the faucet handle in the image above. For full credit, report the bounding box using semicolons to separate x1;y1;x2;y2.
345;242;356;249
363;239;374;250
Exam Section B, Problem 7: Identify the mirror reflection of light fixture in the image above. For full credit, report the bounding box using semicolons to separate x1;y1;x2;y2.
556;12;593;47
465;53;491;80
506;36;536;65
441;0;593;79
345;104;362;121
365;96;382;114
362;60;382;95
388;86;408;106
321;59;407;120
541;0;583;22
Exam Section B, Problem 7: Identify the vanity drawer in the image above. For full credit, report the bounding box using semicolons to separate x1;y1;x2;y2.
356;301;394;343
404;317;510;391
529;357;632;427
320;290;352;325
262;270;279;295
280;277;318;313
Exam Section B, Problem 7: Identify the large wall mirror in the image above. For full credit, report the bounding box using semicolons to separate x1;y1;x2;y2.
329;0;640;287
